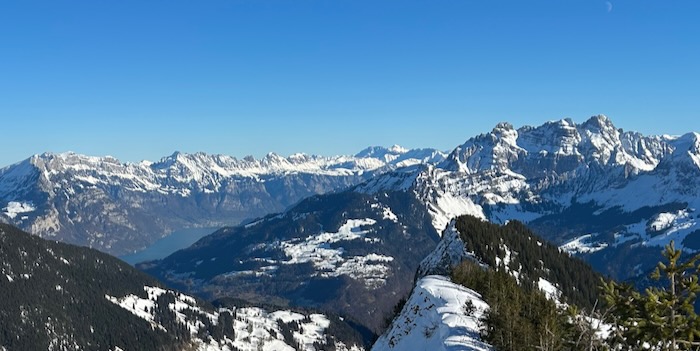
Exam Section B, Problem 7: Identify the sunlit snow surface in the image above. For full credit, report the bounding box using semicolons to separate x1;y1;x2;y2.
560;234;609;255
276;218;393;287
2;201;35;219
218;219;394;288
372;275;492;351
537;277;562;302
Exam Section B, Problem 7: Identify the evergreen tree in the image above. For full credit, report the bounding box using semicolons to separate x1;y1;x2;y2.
601;241;700;350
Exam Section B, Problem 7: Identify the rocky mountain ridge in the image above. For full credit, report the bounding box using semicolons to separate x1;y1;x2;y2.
0;147;445;255
358;115;700;279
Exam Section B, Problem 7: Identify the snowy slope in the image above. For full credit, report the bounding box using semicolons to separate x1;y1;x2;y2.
106;285;364;351
372;275;492;351
0;147;445;254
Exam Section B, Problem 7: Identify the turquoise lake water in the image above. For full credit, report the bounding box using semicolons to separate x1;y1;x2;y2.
120;227;218;265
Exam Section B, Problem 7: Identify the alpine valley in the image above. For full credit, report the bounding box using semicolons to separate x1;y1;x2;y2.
3;115;700;350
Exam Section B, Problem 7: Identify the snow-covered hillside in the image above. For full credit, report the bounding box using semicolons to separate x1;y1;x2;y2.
372;275;491;351
107;285;364;351
0;146;445;254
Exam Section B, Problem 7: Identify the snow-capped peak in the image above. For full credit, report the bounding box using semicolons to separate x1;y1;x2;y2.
441;121;525;173
582;114;614;130
0;146;445;196
354;144;409;163
389;144;409;153
440;115;675;176
666;132;700;170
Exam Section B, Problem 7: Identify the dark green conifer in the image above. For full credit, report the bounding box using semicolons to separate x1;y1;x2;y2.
602;241;700;350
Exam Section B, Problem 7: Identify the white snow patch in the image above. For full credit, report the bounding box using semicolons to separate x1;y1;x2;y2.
381;207;398;222
496;244;521;282
106;286;363;351
649;212;680;232
2;201;35;219
429;193;484;234
332;254;394;288
537;278;562;302
278;219;376;269
106;286;165;330
269;310;306;324
560;234;609;254
272;219;393;287
370;203;398;222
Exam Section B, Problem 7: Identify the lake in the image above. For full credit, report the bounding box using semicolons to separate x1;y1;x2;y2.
120;227;219;265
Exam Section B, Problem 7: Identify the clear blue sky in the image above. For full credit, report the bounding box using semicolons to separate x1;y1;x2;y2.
1;0;699;167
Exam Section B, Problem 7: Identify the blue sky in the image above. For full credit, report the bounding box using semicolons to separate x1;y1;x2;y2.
1;0;699;166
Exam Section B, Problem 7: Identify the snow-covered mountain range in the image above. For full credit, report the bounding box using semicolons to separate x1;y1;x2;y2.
0;146;445;255
6;115;691;349
2;115;699;279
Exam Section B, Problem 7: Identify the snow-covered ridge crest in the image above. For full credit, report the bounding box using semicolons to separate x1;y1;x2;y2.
0;146;445;196
416;220;471;277
372;275;492;351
